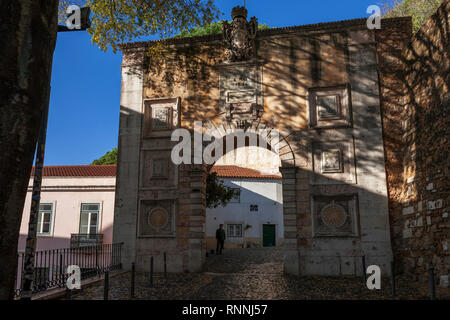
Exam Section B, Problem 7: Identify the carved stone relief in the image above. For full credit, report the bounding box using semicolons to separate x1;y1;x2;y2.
308;84;352;128
143;98;180;137
219;63;263;128
317;95;341;120
152;106;171;130
222;6;258;62
311;194;358;237
141;150;177;189
150;158;169;179
321;149;342;173
311;139;356;184
138;200;175;237
147;207;169;230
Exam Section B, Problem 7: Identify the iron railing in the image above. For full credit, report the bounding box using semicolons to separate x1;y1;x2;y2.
70;233;103;248
14;242;123;299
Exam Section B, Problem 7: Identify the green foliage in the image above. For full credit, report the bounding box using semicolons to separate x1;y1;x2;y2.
206;172;239;209
59;0;221;52
380;0;444;33
91;148;117;165
175;21;270;38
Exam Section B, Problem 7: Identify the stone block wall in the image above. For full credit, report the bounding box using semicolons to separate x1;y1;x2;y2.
377;1;449;287
399;1;449;286
375;17;413;274
115;11;428;277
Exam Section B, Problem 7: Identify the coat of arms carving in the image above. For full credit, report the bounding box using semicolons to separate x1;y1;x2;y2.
223;6;258;62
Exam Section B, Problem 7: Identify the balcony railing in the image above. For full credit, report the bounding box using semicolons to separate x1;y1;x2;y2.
14;242;123;299
70;233;103;248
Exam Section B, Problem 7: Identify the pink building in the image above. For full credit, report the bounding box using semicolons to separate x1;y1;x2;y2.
18;165;117;252
15;163;279;297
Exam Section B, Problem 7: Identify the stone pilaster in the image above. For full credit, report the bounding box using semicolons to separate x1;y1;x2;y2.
280;166;300;275
112;49;144;270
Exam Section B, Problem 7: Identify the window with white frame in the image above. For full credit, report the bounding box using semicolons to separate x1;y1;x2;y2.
79;203;100;235
37;203;54;235
227;224;242;237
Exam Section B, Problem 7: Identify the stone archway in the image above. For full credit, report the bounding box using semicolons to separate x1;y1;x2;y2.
200;119;297;259
114;6;395;277
170;116;299;273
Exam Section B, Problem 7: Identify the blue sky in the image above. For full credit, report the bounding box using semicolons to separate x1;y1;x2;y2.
46;0;385;165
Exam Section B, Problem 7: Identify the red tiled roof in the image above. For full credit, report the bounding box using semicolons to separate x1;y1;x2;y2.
30;164;281;179
210;165;281;180
30;165;117;177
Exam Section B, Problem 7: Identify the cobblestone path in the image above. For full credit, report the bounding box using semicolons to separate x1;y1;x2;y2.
69;248;449;300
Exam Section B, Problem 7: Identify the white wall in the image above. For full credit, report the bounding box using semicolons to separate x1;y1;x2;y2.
206;178;284;247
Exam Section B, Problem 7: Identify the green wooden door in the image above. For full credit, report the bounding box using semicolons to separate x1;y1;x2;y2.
262;224;276;247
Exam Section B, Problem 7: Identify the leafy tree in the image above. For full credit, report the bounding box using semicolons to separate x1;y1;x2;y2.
1;0;219;300
206;172;239;209
175;20;270;38
379;0;444;33
59;0;220;52
91;148;118;165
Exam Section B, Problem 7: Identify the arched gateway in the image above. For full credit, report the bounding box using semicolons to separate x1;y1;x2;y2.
114;6;393;276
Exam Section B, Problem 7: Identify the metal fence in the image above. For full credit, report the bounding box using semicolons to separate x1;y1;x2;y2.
14;242;123;299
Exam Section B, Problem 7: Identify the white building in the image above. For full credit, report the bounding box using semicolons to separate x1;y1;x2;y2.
206;166;284;250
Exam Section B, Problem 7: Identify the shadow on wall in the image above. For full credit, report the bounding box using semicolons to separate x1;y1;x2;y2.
117;103;396;277
379;1;449;283
116;11;448;282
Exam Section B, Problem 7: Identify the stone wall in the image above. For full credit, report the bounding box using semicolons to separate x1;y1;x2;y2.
400;1;449;287
115;14;413;275
375;17;413;275
377;1;449;288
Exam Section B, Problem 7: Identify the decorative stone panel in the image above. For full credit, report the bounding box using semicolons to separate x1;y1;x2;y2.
138;199;176;237
143;98;180;137
311;194;359;237
307;84;352;128
310;138;356;184
219;63;262;109
140;150;178;189
321;149;342;173
218;62;263;126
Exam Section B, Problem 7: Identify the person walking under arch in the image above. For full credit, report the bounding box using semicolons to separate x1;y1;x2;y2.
216;224;226;254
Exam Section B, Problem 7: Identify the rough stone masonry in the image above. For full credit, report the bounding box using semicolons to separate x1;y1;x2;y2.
378;0;449;287
113;3;449;287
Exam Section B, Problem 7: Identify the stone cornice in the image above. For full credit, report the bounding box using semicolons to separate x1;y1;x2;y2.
119;17;412;52
27;185;116;192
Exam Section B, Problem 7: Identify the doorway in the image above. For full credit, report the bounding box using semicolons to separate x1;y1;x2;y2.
262;224;276;247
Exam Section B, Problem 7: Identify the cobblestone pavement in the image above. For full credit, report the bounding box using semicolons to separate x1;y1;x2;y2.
69;248;449;300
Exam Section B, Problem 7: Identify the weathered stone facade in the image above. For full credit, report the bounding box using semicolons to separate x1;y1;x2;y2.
113;4;448;281
378;1;449;287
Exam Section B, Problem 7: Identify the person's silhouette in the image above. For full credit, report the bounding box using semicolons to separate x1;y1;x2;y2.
215;224;226;254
